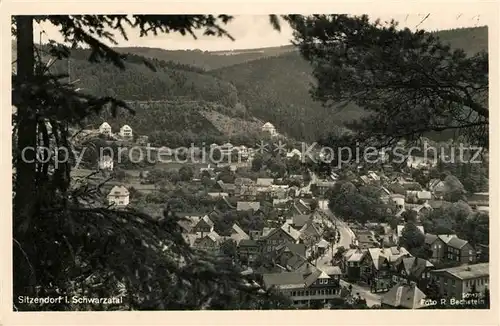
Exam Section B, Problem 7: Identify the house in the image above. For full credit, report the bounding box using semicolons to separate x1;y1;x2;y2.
237;239;260;264
98;155;114;171
406;190;432;203
236;201;261;212
393;224;425;245
430;263;489;300
261;122;277;137
381;283;428;309
119;124;133;139
368;171;381;181
200;165;216;179
271;187;288;200
274;242;308;270
214;142;232;156
446;237;476;264
234;177;254;187
360;246;412;292
291;214;312;230
392;257;434;290
98;122;112;135
256;178;274;188
260;223;301;253
193;231;221;254
342;248;367;282
228;223;250;245
234;145;249;158
425;234;447;263
299;219;324;249
261;266;341;308
390;194;405;210
107;185;129;207
239;185;258;200
316;181;336;196
187;215;215;237
428;179;447;199
321;265;342;279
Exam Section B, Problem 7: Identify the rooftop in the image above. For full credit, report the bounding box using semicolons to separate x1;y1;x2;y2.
432;263;489;280
382;283;428;309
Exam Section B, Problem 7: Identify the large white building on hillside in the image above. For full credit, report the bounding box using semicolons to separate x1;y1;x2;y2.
120;124;133;139
107;185;130;207
261;122;277;137
99;122;112;136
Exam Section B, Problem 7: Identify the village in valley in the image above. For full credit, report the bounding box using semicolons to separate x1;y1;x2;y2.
12;14;491;313
69;119;490;310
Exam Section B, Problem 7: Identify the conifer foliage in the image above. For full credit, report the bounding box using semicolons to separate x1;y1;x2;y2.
288;15;488;150
12;15;291;311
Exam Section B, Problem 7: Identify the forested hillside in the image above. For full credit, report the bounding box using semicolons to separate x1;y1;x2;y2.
15;26;487;144
32;48;265;146
211;52;365;141
116;45;296;70
213;26;488;142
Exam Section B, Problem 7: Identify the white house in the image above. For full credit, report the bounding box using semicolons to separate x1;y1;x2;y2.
261;122;277;137
107;185;130;207
98;155;114;171
390;194;405;210
119;125;133;139
219;142;234;156
98;122;112;136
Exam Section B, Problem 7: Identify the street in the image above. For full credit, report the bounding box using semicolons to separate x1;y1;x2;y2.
316;199;382;307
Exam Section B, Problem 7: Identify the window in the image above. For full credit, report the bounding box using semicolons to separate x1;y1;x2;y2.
469;257;473;262
451;279;455;285
469;250;473;255
438;244;442;249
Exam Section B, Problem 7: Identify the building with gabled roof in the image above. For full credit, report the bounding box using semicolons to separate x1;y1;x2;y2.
261;264;341;308
261;122;277;136
98;122;112;135
193;230;222;254
119;124;133;139
107;185;129;207
381;283;428;309
430;263;489;300
236;201;261;212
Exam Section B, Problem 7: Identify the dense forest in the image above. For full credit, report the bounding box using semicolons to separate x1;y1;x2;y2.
116;45;296;70
17;26;488;144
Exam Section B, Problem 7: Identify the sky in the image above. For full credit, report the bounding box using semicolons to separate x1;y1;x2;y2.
34;14;486;52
